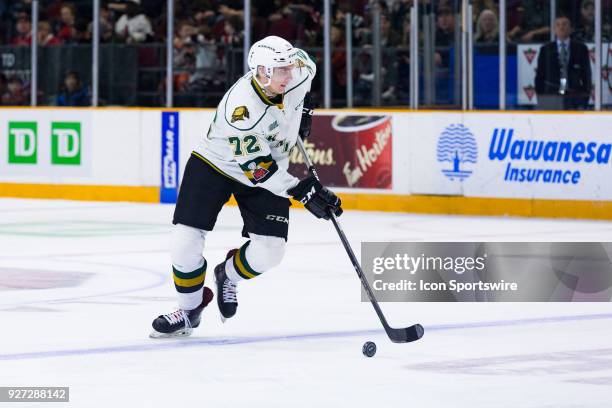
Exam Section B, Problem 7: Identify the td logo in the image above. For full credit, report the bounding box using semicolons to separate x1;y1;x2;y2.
8;122;37;164
51;122;81;165
7;121;81;165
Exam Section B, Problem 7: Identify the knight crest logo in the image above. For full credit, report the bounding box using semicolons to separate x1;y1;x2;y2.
523;48;537;64
231;106;250;123
437;124;478;181
523;84;536;101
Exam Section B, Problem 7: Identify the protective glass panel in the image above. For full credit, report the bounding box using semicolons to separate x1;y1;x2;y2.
473;0;501;109
419;1;464;109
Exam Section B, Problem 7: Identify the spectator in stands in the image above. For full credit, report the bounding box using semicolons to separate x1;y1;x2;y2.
573;0;595;43
11;15;32;46
400;9;412;48
535;15;591;110
195;27;218;70
353;14;372;46
2;76;28;105
220;15;242;48
474;9;498;44
56;70;90;106
174;38;197;92
86;5;114;43
284;1;317;44
173;21;217;94
267;5;299;42
378;13;402;103
216;14;242;66
472;0;497;25
293;1;320;46
173;21;198;72
435;5;455;47
56;3;79;43
380;12;401;47
390;0;412;34
508;0;550;43
38;20;61;46
173;20;198;73
114;0;153;43
434;5;454;70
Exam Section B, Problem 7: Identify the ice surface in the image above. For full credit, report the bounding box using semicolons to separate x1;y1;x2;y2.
0;198;611;407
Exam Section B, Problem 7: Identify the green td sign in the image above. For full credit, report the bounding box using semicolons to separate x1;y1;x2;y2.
7;121;81;165
51;122;81;165
8;122;37;164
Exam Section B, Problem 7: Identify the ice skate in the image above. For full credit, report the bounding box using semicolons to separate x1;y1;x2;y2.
215;249;238;322
150;286;214;338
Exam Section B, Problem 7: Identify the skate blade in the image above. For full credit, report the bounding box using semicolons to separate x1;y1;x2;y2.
149;327;193;339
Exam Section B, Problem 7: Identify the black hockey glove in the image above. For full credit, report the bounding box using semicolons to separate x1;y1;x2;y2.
298;93;315;140
288;176;343;220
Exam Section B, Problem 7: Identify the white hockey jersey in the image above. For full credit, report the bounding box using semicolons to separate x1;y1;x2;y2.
193;49;316;198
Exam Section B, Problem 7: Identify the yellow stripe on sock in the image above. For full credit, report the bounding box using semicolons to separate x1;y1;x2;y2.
173;273;205;288
233;250;256;279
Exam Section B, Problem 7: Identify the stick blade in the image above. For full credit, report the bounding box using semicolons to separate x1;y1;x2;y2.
386;323;425;343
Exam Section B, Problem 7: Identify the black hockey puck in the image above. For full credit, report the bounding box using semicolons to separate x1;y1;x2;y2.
362;341;376;357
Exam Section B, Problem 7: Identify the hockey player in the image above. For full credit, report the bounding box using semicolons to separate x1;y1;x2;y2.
151;36;343;338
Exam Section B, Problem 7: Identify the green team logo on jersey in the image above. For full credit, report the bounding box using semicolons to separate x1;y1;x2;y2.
8;121;37;164
51;122;81;165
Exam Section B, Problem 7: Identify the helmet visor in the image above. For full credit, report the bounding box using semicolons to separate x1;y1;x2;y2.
271;64;296;82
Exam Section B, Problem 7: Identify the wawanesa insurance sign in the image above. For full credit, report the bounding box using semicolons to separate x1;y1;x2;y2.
410;113;612;201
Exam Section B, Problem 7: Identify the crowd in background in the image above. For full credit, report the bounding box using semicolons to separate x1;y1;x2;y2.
1;0;612;106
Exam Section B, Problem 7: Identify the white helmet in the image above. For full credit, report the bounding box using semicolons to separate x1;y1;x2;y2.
248;36;297;86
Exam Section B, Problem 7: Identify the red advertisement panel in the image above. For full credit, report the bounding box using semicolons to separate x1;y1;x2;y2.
289;114;393;189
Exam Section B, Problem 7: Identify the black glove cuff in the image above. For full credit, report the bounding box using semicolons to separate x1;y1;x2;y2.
287;176;321;204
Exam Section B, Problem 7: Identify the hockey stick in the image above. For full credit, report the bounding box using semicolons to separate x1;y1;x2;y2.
295;137;424;343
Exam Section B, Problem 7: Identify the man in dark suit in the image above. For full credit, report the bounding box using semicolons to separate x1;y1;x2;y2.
535;15;592;110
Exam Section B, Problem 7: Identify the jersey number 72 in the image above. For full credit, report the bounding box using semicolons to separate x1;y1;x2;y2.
228;135;262;156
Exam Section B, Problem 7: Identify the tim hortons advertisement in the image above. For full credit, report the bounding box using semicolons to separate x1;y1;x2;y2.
289;114;393;189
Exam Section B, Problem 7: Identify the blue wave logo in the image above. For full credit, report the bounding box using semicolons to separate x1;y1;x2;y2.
437;124;478;181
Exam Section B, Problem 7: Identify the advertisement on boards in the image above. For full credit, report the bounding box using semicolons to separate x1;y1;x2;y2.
289;114;393;189
409;114;612;200
0;111;91;178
